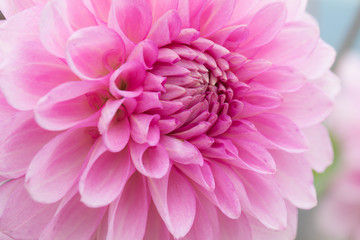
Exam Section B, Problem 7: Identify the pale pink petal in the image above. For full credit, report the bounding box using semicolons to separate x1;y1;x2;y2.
127;39;159;69
272;82;333;128
0;92;17;122
66;26;125;80
237;169;287;230
107;173;150;240
0;0;37;18
248;113;309;153
0;112;58;178
25;127;95;203
40;191;106;240
176;162;215;191
0;41;77;111
147;10;182;47
147;0;179;22
0;178;59;240
160;135;203;165
83;0;111;22
35;81;106;131
130;114;160;146
198;0;236;37
130;141;170;178
65;0;97;30
272;150;317;209
79;140;134;207
238;2;287;49
218;212;252;240
108;0;152;43
302;124;333;173
39;0;73;58
148;167;196;238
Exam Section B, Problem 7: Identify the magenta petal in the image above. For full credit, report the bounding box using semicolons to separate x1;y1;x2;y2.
35;81;106;131
40;0;73;58
272;150;317;209
110;61;146;98
79;140;134;207
143;202;172;240
148;0;179;22
249;113;309;153
66;26;125;80
127;39;159;69
160;135;203;165
147;10;182;47
107;173;150;240
130;114;160;146
199;0;236;37
0;178;59;240
25;127;94;203
177;161;215;191
0;42;77;111
40;192;106;240
109;0;152;43
148;167;196;238
0;112;58;178
130;141;170;178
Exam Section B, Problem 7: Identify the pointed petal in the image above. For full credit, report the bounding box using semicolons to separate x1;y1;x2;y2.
177;162;215;191
83;0;111;22
218;212;252;240
107;173;150;240
130;114;160;146
148;0;179;22
143;202;171;240
0;112;58;178
148;167;196;238
25;127;95;203
127;39;159;69
40;192;106;240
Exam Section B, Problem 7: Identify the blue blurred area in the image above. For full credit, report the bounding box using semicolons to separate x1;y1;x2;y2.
308;0;360;52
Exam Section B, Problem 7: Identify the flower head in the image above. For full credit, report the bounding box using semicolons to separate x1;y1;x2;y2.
0;0;337;239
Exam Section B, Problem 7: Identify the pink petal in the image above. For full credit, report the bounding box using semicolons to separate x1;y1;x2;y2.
40;191;106;240
130;141;170;178
176;162;215;191
143;202;171;240
130;114;160;146
107;173;150;240
0;112;58;178
25;127;95;203
254;21;319;65
271;150;317;209
147;10;182;47
199;0;236;37
0;41;77;111
64;0;97;30
40;0;73;58
148;167;196;238
147;0;179;22
83;0;111;22
272;82;333;128
109;61;146;98
79;140;134;207
237;169;287;230
98;99;130;152
0;178;59;240
35;81;106;131
135;92;163;113
160;135;203;165
127;39;159;69
302;124;333;173
66;26;125;80
239;2;287;49
108;0;152;43
0;92;17;122
248;113;308;153
218;212;252;240
199;163;241;219
0;0;37;18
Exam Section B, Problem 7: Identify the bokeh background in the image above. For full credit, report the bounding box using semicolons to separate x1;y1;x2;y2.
297;0;360;239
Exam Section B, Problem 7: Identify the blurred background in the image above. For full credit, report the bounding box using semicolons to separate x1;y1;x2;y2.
297;0;360;239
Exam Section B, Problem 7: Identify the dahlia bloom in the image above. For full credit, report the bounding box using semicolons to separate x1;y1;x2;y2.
0;0;337;239
317;52;360;240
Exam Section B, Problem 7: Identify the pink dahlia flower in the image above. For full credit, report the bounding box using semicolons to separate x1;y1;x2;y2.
0;0;337;239
317;52;360;240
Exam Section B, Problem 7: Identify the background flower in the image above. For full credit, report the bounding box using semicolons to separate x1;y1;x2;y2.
0;0;337;239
